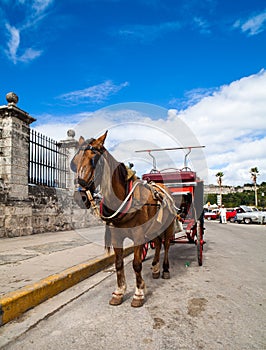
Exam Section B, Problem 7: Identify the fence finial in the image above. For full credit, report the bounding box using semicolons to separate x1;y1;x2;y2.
67;129;75;139
6;92;19;106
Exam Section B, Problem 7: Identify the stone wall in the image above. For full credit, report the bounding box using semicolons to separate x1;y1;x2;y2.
0;93;100;238
0;185;101;238
28;185;100;235
2;200;32;238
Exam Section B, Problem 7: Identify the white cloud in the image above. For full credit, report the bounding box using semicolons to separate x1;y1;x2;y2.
5;24;20;63
57;81;129;105
33;122;76;141
4;23;42;64
19;47;42;62
34;70;266;186
234;10;266;36
32;0;54;14
193;17;211;34
3;0;54;64
169;87;217;109
116;21;181;42
176;70;266;185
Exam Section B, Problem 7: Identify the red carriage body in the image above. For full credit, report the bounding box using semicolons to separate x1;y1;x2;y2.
141;167;205;266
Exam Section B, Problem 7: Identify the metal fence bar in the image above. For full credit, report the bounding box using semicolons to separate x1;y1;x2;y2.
28;129;67;188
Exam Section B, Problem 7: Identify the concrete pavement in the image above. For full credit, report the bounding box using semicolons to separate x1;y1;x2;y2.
0;226;134;326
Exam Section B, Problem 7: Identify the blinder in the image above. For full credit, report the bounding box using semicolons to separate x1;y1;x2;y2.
71;138;103;208
73;188;91;209
70;159;77;173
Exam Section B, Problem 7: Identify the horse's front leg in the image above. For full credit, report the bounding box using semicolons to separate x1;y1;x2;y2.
131;245;146;307
109;247;127;306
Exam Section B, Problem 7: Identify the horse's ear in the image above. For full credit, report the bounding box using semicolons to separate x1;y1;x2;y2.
96;131;108;147
79;136;85;146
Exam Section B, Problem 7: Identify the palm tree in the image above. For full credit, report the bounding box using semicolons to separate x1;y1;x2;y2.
250;167;259;207
216;172;224;205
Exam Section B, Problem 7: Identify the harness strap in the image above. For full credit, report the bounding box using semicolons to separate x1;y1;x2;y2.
85;189;100;216
150;182;180;212
118;180;133;218
87;179;177;222
99;180;142;220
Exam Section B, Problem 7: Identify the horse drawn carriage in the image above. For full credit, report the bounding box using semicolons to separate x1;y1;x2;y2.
136;147;205;266
71;132;205;307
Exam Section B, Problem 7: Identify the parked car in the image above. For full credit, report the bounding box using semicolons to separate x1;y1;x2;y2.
204;210;219;220
226;209;237;222
235;205;266;224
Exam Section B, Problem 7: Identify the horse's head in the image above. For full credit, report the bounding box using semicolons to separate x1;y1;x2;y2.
70;131;108;208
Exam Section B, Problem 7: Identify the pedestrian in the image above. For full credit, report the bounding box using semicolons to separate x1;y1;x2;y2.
219;205;227;224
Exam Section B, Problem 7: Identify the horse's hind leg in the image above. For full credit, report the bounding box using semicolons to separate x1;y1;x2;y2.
162;222;174;279
109;247;127;306
151;236;162;279
131;245;146;307
162;237;170;279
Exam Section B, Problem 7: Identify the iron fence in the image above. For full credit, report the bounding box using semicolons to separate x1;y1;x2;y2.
28;130;67;188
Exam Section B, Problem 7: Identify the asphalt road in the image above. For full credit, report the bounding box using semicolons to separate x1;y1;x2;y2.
1;221;266;350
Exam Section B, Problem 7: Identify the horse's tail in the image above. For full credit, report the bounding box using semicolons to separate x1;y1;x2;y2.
104;225;112;254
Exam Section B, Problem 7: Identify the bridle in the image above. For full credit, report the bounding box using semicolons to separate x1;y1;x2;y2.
71;138;104;194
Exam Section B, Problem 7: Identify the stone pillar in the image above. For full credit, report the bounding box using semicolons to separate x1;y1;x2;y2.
0;93;36;237
58;129;79;191
0;92;36;199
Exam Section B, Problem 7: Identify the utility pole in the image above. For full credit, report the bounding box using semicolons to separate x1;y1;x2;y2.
250;167;259;207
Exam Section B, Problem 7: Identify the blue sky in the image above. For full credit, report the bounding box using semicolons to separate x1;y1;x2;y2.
1;0;266;186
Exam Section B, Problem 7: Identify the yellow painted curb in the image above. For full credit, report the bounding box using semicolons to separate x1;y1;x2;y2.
0;246;134;326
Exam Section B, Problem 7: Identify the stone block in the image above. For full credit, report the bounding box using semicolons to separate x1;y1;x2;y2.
0;218;4;228
0;206;5;216
0;228;5;238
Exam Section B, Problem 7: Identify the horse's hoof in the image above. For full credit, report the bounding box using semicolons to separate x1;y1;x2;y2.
162;271;170;279
131;298;144;307
152;272;160;279
109;294;123;306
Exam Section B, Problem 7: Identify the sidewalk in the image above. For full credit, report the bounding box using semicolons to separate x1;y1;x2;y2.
0;226;133;326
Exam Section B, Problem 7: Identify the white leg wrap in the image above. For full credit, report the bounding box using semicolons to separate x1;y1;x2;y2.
133;287;145;300
112;284;127;297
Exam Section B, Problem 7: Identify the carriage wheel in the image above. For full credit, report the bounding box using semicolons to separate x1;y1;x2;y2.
196;219;204;266
141;242;149;261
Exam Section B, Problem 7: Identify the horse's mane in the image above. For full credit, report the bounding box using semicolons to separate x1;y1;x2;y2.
97;150;128;203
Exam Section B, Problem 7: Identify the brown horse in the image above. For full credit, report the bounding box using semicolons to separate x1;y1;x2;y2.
71;131;177;307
